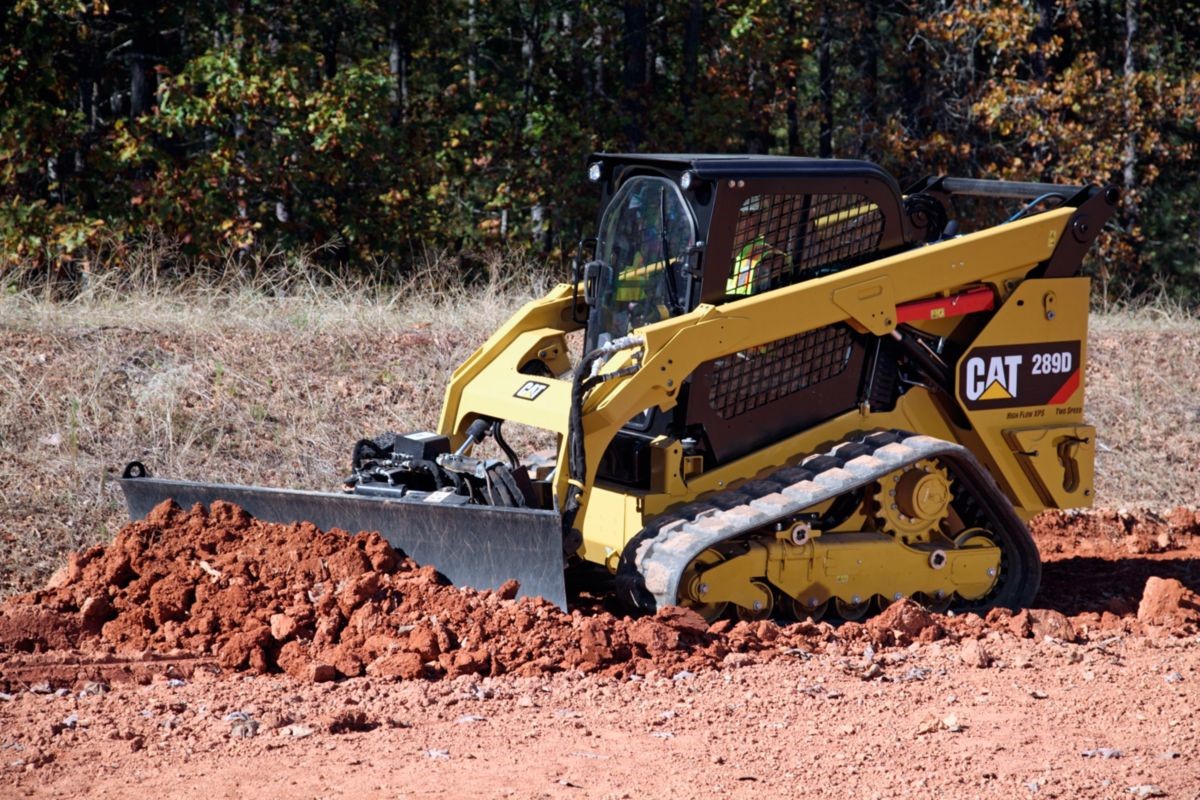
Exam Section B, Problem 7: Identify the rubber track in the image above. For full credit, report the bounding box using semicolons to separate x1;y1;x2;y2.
618;430;1041;615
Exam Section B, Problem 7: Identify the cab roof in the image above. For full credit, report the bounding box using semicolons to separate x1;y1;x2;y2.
589;152;899;185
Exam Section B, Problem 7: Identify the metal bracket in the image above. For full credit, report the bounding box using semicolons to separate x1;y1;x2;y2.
833;277;897;336
122;461;149;479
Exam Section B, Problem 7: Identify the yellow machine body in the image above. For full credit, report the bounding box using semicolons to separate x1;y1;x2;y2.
438;209;1092;570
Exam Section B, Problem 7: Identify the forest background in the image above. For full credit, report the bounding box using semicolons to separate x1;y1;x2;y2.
2;0;1197;300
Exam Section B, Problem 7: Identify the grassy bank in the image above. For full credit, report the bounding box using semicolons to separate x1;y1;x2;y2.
2;275;1197;595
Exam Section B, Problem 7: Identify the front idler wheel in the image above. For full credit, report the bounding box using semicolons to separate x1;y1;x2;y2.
678;548;729;622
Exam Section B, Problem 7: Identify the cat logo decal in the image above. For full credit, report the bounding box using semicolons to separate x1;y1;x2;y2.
957;341;1081;410
514;380;549;401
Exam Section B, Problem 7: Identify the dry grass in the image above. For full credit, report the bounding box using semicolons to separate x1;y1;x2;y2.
1088;307;1200;509
0;251;559;595
2;265;1197;595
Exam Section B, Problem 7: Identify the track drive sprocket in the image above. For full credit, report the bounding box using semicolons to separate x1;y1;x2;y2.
872;458;952;544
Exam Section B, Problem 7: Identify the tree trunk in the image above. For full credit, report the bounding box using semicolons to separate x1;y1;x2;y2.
901;7;927;147
1122;0;1139;223
1032;0;1055;79
857;2;879;156
786;92;800;155
561;6;586;105
468;0;478;93
74;11;95;199
321;22;340;81
681;0;701;147
522;19;537;105
817;4;833;158
1032;0;1056;177
647;0;660;98
128;17;155;123
531;202;550;252
592;21;605;99
742;58;775;154
1098;0;1117;68
388;16;410;126
622;0;647;147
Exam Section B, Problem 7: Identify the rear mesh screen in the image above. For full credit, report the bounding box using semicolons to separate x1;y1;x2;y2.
706;325;854;419
727;193;884;296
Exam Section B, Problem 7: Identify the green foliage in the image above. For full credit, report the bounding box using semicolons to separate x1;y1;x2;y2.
1;0;1197;300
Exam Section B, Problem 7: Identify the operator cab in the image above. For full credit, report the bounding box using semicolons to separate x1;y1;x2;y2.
580;154;914;485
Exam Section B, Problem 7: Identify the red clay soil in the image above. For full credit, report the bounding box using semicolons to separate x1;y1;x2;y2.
3;503;1200;799
0;499;785;685
2;501;1200;692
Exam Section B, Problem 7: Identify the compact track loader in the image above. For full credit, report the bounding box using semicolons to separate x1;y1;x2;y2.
122;154;1118;621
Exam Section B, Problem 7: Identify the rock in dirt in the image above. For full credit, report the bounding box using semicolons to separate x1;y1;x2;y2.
280;723;315;739
1030;609;1076;641
1137;577;1200;627
326;710;377;734
865;599;939;646
224;712;260;739
654;606;709;635
365;652;425;680
309;663;337;683
959;638;992;668
915;714;963;735
1081;747;1123;759
0;607;79;652
1007;609;1078;642
269;613;298;642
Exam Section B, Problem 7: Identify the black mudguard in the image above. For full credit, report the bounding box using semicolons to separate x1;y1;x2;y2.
118;465;568;609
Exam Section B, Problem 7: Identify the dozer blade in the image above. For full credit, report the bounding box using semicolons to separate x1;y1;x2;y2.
118;467;568;609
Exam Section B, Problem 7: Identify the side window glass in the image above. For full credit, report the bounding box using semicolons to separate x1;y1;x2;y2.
727;194;884;297
592;177;696;348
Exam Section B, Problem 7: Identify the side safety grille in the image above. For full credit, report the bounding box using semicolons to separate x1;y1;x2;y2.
729;193;884;294
707;325;854;419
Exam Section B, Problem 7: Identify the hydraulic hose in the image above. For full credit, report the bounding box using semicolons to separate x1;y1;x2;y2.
562;335;645;535
492;420;520;471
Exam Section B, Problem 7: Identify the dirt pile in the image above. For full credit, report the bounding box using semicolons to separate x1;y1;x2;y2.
2;502;1198;688
0;501;836;684
1031;506;1200;555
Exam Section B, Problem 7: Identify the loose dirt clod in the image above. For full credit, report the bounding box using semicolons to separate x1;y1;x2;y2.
325;709;378;734
1138;577;1200;628
959;638;992;668
865;599;939;646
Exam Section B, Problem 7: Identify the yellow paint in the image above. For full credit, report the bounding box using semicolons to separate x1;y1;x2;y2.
812;201;880;229
1004;424;1096;509
682;529;1000;616
979;380;1013;401
954;277;1091;514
